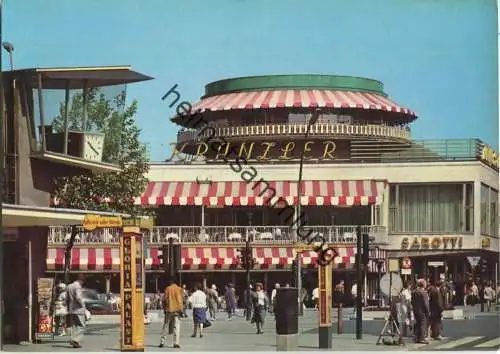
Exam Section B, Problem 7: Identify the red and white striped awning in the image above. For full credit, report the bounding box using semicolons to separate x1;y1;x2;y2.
46;247;120;272
135;180;386;207
46;246;386;272
184;89;415;116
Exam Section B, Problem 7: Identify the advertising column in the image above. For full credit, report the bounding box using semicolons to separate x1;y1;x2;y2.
120;219;145;352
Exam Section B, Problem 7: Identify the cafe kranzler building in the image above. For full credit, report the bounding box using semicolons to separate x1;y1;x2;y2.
47;74;499;305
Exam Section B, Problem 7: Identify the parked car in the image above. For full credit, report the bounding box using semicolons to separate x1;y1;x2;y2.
81;288;113;315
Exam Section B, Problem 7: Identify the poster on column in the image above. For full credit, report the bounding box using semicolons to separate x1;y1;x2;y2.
318;264;332;327
35;277;55;341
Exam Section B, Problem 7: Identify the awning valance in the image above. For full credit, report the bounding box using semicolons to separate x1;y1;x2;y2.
135;180;386;207
180;89;415;117
46;246;387;272
46;247;120;272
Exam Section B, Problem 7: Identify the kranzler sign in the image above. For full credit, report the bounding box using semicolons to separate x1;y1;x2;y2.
165;140;351;162
401;236;463;250
82;215;123;231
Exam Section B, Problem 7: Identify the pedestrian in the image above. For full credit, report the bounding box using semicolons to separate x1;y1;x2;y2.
188;283;208;338
399;281;412;337
411;278;430;344
351;281;358;316
182;284;189;318
159;279;183;349
484;281;496;312
470;281;479;306
66;274;87;348
428;278;445;340
207;284;219;321
54;283;68;336
270;283;280;313
312;286;319;310
224;283;236;321
250;282;269;334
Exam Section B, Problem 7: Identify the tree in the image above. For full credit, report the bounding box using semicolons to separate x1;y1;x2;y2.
51;90;150;282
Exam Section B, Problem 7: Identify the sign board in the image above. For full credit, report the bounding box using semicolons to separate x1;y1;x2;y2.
83;215;122;231
401;268;412;275
402;257;412;269
428;261;444;267
123;217;154;231
318;263;332;327
467;256;481;267
35;277;55;341
481;238;491;249
165;140;351;163
401;236;463;250
480;145;499;168
388;258;400;272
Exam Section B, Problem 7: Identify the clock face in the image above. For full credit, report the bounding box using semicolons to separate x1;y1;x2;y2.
83;134;105;161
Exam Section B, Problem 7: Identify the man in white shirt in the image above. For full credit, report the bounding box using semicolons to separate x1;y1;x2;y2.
188;283;208;338
270;283;280;313
351;282;358;316
312;287;319;310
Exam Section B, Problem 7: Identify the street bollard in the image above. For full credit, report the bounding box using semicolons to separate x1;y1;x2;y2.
275;287;298;351
337;303;343;334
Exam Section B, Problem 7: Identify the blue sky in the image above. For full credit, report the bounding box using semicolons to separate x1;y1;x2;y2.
4;0;498;161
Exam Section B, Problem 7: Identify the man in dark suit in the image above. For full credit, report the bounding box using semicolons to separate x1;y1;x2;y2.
411;279;430;344
428;278;445;340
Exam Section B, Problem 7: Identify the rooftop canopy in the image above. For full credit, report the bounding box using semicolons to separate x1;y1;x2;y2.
203;74;386;97
171;74;416;122
9;65;154;90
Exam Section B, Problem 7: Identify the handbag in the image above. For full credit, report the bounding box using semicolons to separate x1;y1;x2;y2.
84;309;92;322
202;319;212;328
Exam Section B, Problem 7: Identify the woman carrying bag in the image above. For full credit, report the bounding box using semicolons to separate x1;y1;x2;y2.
54;283;68;336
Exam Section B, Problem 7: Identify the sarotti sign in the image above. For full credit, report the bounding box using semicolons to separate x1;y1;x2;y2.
400;236;463;250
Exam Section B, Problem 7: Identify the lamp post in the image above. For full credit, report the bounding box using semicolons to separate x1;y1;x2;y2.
1;41;13;70
374;246;383;308
295;109;320;316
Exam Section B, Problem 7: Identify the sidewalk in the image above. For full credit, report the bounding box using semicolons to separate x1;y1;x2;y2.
88;306;471;325
3;311;418;352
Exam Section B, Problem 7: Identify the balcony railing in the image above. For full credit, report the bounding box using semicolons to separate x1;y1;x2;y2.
177;123;411;143
48;225;388;245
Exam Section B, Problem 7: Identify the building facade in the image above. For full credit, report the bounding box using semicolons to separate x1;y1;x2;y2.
1;66;152;344
45;75;499;306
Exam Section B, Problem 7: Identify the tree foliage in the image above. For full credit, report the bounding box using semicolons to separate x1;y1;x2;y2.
52;90;150;217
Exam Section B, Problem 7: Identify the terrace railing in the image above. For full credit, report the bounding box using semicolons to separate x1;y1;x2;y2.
48;225;388;246
177;122;411;143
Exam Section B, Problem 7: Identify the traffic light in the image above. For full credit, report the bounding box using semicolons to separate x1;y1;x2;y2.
362;233;370;266
291;259;298;274
238;240;255;270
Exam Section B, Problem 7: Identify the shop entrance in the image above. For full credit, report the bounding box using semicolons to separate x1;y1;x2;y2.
2;241;29;344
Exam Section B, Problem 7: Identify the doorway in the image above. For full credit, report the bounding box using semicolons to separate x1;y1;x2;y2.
2;240;29;344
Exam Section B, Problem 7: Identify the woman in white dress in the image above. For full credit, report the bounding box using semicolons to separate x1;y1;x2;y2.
54;283;68;336
399;281;413;337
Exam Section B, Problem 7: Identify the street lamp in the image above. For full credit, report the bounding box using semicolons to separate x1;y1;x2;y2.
374;246;384;308
2;42;14;70
295;109;321;316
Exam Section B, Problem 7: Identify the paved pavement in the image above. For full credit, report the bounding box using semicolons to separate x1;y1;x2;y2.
3;308;499;351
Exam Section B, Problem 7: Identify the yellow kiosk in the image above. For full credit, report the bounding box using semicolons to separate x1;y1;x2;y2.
120;217;153;352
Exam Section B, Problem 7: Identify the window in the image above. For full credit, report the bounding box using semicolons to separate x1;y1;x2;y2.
481;184;499;237
490;189;498;237
481;184;489;235
389;183;473;233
